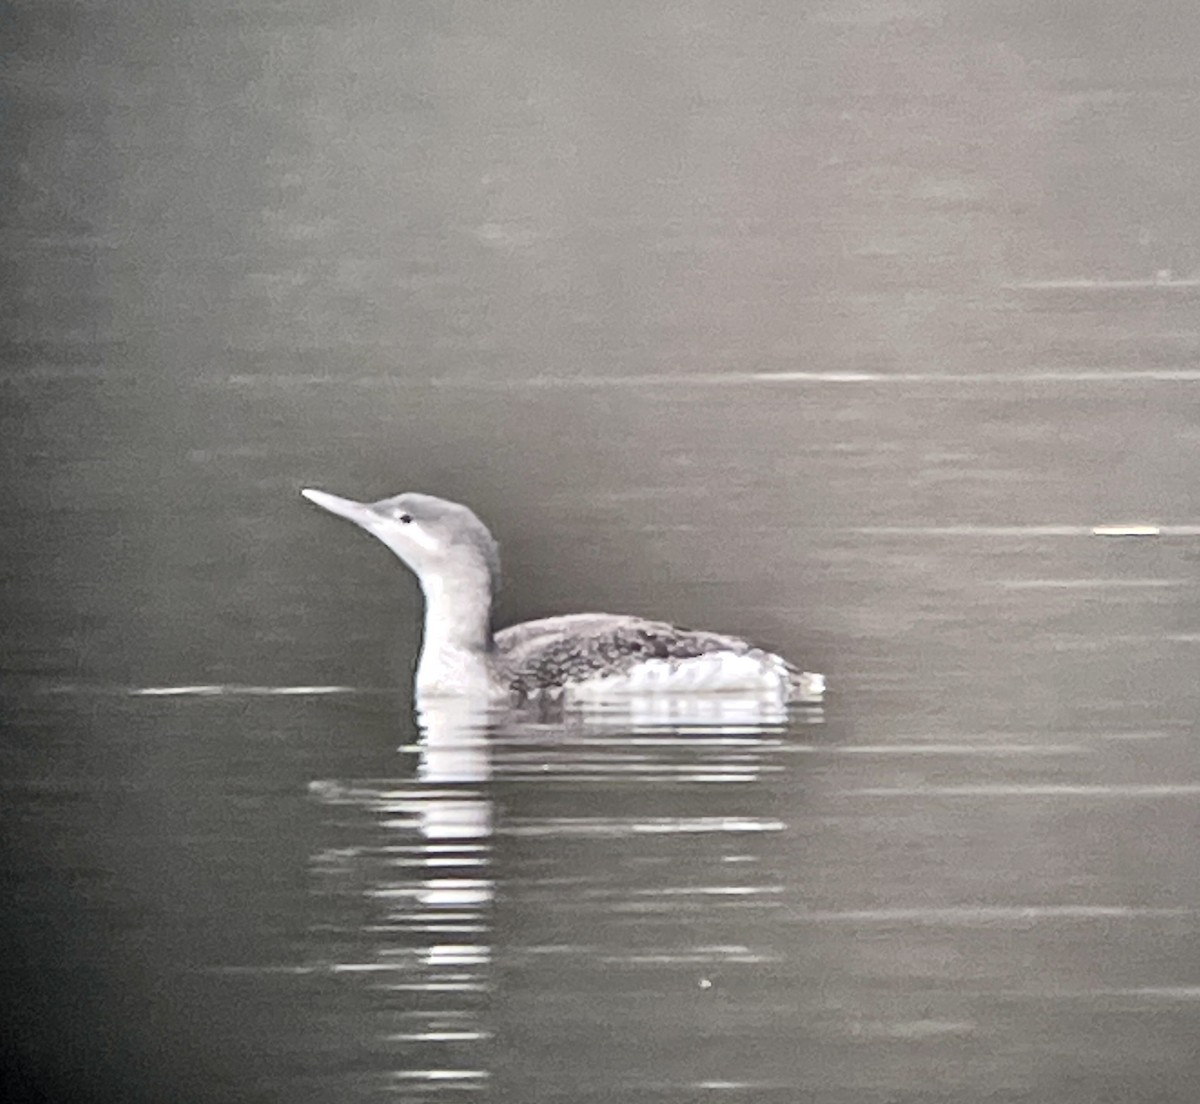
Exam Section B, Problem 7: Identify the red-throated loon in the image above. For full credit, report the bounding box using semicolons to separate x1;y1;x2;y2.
301;488;825;705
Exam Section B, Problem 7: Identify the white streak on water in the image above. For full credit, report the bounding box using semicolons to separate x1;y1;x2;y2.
1092;524;1162;537
423;368;1200;387
790;905;1189;922
597;951;777;965
501;817;785;836
848;729;1171;743
849;524;1200;536
999;578;1183;589
386;1031;491;1042
129;684;362;697
380;982;489;993
386;1070;489;1081
1009;277;1200;290
1094;731;1176;741
995;987;1200;1004
1040;634;1200;650
625;885;782;897
842;784;1200;796
787;743;1087;756
214;367;1200;390
331;963;406;973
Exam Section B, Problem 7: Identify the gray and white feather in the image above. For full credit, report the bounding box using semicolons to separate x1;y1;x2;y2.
300;488;825;704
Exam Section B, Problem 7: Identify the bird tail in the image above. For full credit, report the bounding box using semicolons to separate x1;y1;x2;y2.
789;669;826;704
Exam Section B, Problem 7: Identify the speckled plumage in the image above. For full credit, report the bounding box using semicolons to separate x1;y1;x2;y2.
300;488;824;704
493;614;778;695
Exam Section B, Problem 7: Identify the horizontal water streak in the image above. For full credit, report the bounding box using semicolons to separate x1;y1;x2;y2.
183;367;1200;391
787;743;1087;756
999;578;1185;589
380;982;488;992
842;784;1200;796
387;1031;491;1042
848;524;1200;536
494;736;783;749
129;684;361;696
428;369;1200;388
848;730;1173;743
1009;277;1200;290
1040;634;1200;650
789;905;1190;922
386;1070;489;1081
496;767;772;781
622;885;782;897
501;817;785;835
597;951;777;964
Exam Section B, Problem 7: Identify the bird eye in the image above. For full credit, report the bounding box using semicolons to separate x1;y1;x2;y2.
398;513;413;524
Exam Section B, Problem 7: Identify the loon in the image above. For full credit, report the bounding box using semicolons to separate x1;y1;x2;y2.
300;488;825;705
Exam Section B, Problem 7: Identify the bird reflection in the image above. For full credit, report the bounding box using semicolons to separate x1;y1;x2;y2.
306;692;821;1097
410;697;500;841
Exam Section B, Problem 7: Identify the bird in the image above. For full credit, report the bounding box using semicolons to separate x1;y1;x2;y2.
300;488;825;705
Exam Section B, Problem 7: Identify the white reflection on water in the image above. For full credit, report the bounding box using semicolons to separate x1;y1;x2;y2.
307;699;500;1095
303;693;814;1098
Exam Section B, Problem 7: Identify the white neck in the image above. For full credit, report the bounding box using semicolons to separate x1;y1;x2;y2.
413;566;497;698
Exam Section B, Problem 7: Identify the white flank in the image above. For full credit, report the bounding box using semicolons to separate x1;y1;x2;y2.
563;651;793;701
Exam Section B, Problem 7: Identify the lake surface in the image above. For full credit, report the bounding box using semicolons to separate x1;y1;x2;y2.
5;1;1200;1100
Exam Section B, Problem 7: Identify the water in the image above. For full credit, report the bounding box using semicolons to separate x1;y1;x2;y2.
5;0;1200;1100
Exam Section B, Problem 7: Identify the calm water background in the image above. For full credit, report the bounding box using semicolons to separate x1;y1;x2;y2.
5;1;1200;1100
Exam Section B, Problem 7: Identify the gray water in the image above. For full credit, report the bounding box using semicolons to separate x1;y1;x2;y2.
5;1;1200;1100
